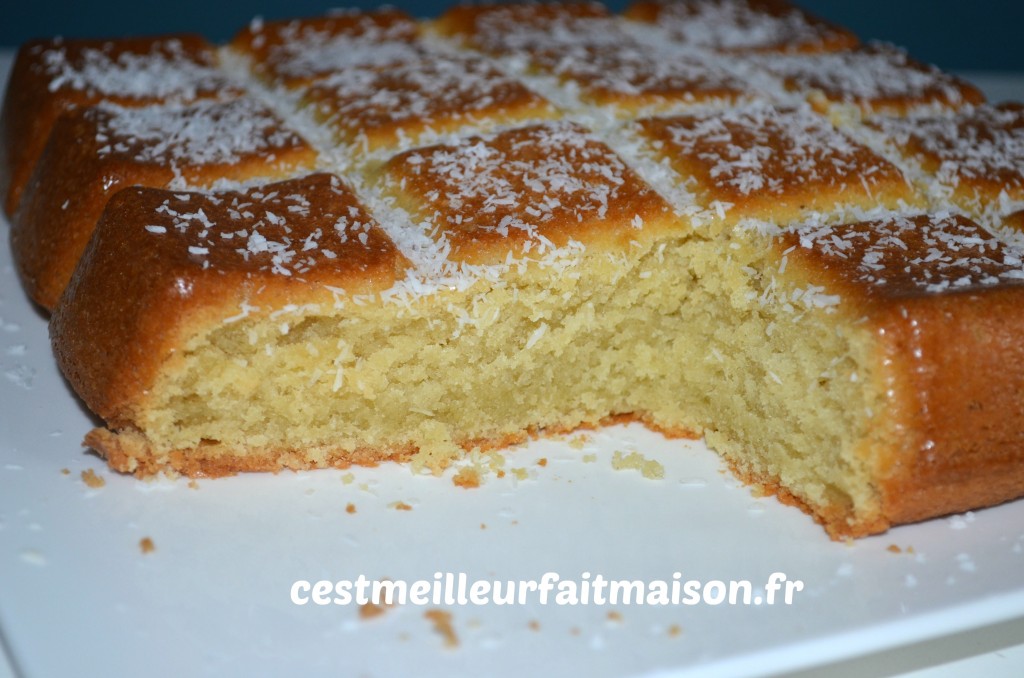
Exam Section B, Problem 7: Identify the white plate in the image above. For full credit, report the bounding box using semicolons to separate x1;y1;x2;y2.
2;54;1024;677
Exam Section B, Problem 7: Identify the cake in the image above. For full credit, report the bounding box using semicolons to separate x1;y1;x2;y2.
5;0;1024;540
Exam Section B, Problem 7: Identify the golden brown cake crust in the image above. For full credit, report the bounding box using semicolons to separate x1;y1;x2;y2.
871;285;1024;527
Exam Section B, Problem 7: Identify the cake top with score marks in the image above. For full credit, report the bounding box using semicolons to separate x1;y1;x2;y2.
379;121;680;265
624;0;858;53
779;213;1024;301
23;35;234;101
10;0;1024;314
636;103;919;226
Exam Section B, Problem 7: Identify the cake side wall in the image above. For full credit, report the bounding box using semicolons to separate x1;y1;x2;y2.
871;285;1024;525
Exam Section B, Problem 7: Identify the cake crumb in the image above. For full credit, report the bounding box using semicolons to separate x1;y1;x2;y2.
569;434;591;449
188;479;199;490
667;624;682;637
537;457;548;467
570;626;581;636
480;523;487;529
424;609;458;648
611;451;664;479
139;537;155;554
390;501;413;511
887;544;902;553
496;469;506;478
60;468;70;475
359;600;392;620
486;450;507;473
511;467;528;481
346;502;357;514
81;469;105;488
341;472;355;485
452;466;481;489
528;619;540;631
607;610;623;623
582;453;597;463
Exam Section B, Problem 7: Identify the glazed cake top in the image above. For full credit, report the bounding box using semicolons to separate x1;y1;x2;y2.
88;97;313;173
23;35;233;102
114;173;406;290
9;0;1024;316
436;2;613;57
623;0;858;53
871;104;1024;204
636;103;918;226
379;121;677;265
547;43;756;110
780;213;1024;299
304;53;554;151
756;43;985;113
233;9;422;87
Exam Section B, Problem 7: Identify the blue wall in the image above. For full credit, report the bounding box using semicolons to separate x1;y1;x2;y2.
3;1;1022;72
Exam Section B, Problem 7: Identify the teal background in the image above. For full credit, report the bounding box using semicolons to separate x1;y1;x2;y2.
2;1;1022;72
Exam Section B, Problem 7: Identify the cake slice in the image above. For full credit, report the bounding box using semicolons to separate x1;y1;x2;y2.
51;173;412;476
12;97;318;309
754;214;1024;532
652;210;1024;538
